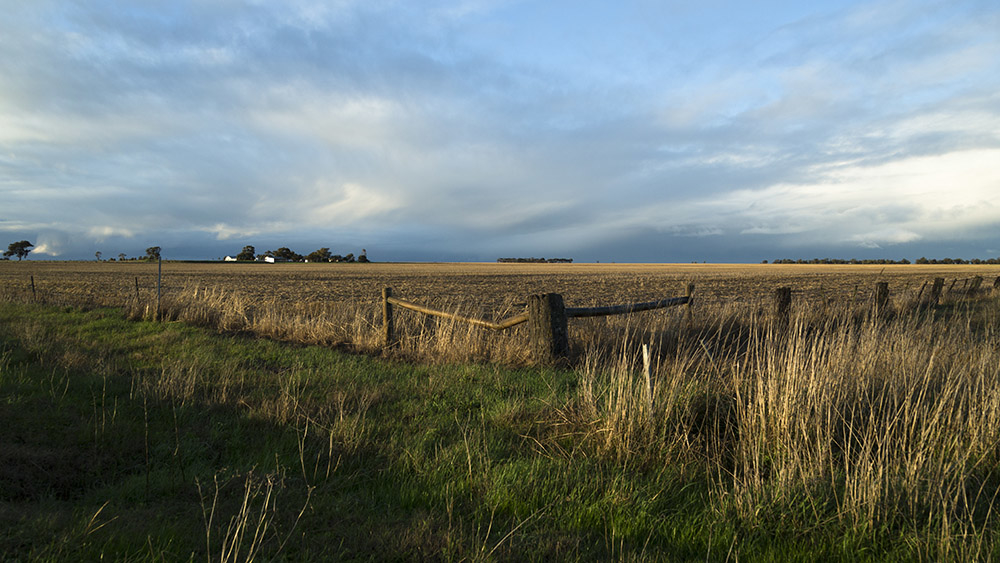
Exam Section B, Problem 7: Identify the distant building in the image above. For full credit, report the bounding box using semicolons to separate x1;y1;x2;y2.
224;256;238;262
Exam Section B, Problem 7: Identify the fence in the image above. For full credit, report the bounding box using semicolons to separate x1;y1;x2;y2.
383;276;1000;363
771;276;994;326
381;285;694;364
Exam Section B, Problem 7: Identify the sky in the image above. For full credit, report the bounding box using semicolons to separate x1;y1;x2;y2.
1;0;998;262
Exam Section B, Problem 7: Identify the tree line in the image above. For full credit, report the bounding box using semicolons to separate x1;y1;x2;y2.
766;257;1000;265
0;240;368;263
233;245;369;263
767;258;913;265
95;247;162;261
496;257;573;263
0;241;163;262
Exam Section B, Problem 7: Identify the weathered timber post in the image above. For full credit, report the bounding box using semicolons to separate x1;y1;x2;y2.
915;280;928;304
382;287;395;347
968;276;983;296
874;281;889;311
774;287;792;328
528;293;569;364
929;278;944;305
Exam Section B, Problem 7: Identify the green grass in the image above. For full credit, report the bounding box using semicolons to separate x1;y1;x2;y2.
1;301;998;561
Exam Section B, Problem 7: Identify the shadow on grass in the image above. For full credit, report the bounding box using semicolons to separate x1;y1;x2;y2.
0;303;731;561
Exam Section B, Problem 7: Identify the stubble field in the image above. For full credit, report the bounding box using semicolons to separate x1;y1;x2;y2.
4;260;997;366
3;260;996;311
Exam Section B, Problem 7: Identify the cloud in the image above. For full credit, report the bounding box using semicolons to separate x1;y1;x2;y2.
0;0;998;261
31;243;55;256
605;147;1000;249
308;182;402;224
199;224;261;241
88;226;135;241
849;229;922;249
31;230;73;257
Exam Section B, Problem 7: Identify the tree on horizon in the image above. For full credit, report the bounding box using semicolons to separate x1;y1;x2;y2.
237;245;256;261
4;240;34;261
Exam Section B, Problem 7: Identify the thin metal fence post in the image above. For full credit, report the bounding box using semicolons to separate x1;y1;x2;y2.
156;256;162;321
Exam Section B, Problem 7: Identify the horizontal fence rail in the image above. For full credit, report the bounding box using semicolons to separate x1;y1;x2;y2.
382;277;999;364
381;286;694;364
385;296;529;330
386;295;693;326
566;296;691;318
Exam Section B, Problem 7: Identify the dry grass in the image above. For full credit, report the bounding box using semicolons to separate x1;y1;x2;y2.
5;261;1000;557
2;261;997;367
563;295;1000;559
2;260;996;308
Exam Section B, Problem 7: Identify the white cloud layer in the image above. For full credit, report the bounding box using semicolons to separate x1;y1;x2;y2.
644;148;1000;247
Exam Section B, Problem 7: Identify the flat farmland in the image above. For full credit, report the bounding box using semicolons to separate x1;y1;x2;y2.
6;261;1000;560
2;261;998;313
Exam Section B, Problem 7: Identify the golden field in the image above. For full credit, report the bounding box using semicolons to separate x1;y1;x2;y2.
2;260;997;311
3;260;997;366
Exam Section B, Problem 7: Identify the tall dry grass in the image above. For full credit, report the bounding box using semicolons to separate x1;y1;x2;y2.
571;293;1000;558
8;272;1000;555
123;284;537;364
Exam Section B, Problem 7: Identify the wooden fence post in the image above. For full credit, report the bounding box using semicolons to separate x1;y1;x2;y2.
874;281;889;311
382;287;394;347
915;280;927;304
528;293;568;364
968;276;983;296
774;287;791;327
929;278;944;305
